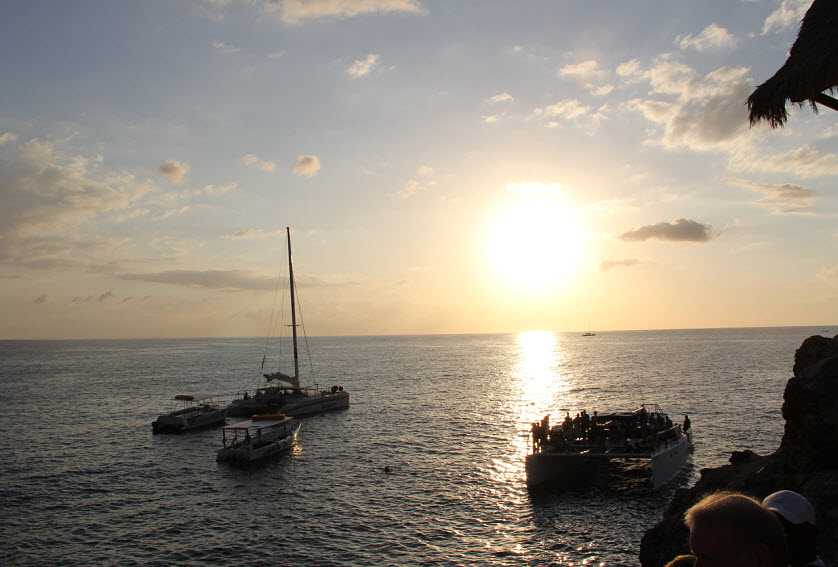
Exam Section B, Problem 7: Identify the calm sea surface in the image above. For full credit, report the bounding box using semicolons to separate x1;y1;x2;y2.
0;327;827;566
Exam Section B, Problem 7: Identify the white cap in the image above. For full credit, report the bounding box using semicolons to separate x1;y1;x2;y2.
762;490;817;526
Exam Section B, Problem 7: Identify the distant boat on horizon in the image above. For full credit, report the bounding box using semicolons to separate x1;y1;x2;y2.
226;227;349;418
581;331;596;337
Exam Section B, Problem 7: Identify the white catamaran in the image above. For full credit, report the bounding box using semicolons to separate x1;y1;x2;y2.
526;404;693;489
226;227;350;418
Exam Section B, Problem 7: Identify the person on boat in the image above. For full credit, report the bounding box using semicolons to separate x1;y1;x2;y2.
685;491;787;567
762;490;825;567
683;414;691;432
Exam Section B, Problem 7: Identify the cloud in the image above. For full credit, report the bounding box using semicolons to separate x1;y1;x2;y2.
616;59;643;82
158;160;190;184
192;182;239;196
117;269;340;291
267;50;286;59
33;293;47;304
223;228;285;240
277;0;424;25
600;258;641;271
488;92;514;104
210;40;241;54
730;145;838;179
677;23;738;51
241;154;276;172
293;155;321;177
619;218;714;242
71;295;94;304
559;59;605;82
762;0;809;35
346;53;380;78
0;132;17;145
98;290;114;302
541;99;590;121
726;178;817;213
590;84;615;96
398;164;436;199
0;140;151;269
559;59;614;96
626;60;752;150
483;115;501;124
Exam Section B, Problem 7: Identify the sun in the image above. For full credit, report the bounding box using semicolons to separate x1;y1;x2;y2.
484;182;586;295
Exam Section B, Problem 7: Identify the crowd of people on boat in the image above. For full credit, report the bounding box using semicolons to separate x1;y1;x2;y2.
665;489;825;567
530;407;691;453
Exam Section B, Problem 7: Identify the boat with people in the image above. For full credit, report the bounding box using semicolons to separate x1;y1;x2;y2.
216;414;301;464
151;394;227;434
226;227;350;418
526;404;692;489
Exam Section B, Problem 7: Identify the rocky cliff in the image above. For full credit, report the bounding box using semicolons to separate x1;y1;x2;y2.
639;334;838;566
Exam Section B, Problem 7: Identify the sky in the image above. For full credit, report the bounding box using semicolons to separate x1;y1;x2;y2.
1;0;837;339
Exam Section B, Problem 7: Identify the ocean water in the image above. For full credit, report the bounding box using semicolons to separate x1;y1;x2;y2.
0;327;825;566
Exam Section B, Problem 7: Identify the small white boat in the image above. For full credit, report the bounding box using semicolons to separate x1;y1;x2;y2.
526;404;693;489
216;414;301;465
152;395;227;434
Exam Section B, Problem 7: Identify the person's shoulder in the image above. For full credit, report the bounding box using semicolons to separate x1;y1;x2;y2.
807;558;825;567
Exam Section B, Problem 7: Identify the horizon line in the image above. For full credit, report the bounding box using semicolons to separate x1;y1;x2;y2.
0;323;834;342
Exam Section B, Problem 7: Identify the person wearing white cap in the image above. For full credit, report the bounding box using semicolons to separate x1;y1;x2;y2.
762;490;825;567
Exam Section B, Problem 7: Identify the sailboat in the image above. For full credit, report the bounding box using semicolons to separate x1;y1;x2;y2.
226;227;350;418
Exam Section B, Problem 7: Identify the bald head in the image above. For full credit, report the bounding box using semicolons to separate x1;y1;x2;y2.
685;492;787;567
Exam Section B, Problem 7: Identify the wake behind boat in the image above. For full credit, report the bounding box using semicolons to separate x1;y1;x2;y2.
226;227;350;418
526;404;692;489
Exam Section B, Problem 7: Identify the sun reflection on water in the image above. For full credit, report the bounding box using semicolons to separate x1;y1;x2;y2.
511;330;567;463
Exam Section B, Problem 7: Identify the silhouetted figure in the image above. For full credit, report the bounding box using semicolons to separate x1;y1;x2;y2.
683;414;691;433
763;490;825;567
384;465;392;474
685;492;786;566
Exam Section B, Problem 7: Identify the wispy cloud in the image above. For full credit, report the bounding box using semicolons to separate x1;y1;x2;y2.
278;0;424;25
346;53;380;79
0;132;17;145
677;23;738;51
33;293;48;304
210;40;241;54
726;178;817;213
98;290;114;302
223;228;285;240
398;164;436;199
117;269;343;291
559;59;613;96
293;155;321;177
762;0;809;35
487;92;514;104
620;218;714;242
600;259;641;271
241;154;276;172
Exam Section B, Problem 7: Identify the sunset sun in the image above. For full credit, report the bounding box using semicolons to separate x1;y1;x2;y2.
485;183;587;295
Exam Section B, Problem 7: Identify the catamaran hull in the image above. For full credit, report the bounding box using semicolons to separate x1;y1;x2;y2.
526;435;693;490
226;391;350;418
526;453;608;488
152;409;227;434
650;434;691;489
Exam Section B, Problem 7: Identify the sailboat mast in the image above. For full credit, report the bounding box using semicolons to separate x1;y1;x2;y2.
286;226;299;382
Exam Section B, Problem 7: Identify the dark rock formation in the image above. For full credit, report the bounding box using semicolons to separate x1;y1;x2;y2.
639;334;838;566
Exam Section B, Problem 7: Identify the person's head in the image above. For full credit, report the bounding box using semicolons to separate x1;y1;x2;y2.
684;491;787;567
762;490;819;566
